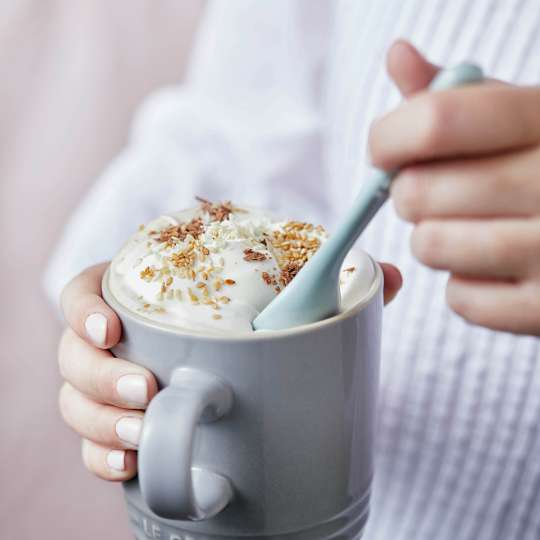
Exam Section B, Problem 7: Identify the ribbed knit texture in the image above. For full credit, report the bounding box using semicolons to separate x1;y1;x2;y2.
45;2;540;538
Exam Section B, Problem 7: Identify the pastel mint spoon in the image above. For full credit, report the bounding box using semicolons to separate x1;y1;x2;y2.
253;63;484;331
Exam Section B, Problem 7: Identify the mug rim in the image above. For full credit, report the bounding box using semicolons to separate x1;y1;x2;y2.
102;254;383;343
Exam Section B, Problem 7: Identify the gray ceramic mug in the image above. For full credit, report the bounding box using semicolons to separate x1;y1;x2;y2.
102;255;382;540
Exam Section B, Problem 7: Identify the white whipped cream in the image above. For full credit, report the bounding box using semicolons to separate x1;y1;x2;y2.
108;205;376;335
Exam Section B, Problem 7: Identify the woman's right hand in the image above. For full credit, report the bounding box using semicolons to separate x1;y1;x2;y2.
58;263;158;481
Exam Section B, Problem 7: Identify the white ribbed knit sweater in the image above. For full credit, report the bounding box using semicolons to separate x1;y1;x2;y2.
45;2;540;539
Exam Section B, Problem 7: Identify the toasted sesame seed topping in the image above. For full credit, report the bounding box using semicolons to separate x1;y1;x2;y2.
196;196;235;222
265;219;326;291
279;262;301;287
152;219;205;246
140;266;156;281
187;288;199;303
128;202;329;325
262;271;277;286
243;248;267;262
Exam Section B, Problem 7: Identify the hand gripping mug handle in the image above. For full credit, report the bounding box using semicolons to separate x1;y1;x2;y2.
138;367;234;520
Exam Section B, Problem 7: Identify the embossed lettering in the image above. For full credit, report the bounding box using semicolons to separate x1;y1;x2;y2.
142;518;162;538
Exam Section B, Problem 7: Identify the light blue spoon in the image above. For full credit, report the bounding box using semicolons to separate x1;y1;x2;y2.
253;63;484;331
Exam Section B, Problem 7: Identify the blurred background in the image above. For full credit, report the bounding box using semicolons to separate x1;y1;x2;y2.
1;2;204;538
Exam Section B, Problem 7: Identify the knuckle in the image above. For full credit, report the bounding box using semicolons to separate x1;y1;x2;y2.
58;382;74;424
446;279;482;324
367;119;384;165
416;95;451;155
65;293;104;336
446;280;465;314
531;297;540;330
94;361;117;403
490;170;511;194
532;151;540;204
392;169;427;222
57;332;69;377
487;227;514;266
81;441;108;479
57;328;75;378
521;282;540;319
60;271;91;317
411;222;442;265
95;409;119;446
71;293;93;323
525;287;540;318
527;227;540;270
81;440;93;471
59;277;76;315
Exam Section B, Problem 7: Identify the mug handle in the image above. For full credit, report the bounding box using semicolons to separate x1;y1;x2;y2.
138;367;234;520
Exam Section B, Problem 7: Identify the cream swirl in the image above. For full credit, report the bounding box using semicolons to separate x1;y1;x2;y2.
108;202;376;334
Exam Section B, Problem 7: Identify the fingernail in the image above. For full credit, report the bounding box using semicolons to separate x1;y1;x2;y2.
116;416;143;447
85;313;107;346
107;450;125;471
117;374;148;407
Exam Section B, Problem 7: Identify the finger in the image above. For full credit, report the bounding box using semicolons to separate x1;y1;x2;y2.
391;148;540;222
60;383;144;450
379;262;403;305
386;40;503;99
58;328;157;409
81;439;137;481
370;84;540;170
411;219;540;280
61;263;121;349
446;276;540;336
387;39;439;98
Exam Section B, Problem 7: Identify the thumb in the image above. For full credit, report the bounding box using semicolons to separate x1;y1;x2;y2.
379;262;403;305
387;39;439;98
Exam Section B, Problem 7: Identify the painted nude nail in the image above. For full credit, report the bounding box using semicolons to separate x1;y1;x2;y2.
117;374;148;407
85;313;107;346
107;450;126;472
116;416;143;447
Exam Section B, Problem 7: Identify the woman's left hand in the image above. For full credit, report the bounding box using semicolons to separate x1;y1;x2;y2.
369;40;540;336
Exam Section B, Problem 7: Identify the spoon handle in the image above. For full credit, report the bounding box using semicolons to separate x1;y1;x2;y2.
321;63;484;273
